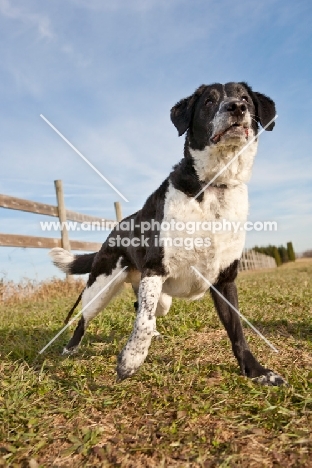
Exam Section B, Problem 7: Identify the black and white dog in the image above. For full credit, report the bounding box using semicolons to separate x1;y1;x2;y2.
50;82;285;385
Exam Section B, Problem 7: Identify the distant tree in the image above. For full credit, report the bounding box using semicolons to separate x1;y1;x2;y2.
278;245;289;263
267;245;277;258
254;244;275;257
273;246;282;266
287;242;296;262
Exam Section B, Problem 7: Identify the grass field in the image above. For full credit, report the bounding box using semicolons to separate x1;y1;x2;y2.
0;260;311;467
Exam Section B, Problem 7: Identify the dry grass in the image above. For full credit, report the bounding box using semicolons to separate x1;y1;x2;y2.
0;277;85;303
0;260;311;467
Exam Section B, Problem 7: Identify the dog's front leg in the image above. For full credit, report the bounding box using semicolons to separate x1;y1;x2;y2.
117;275;163;380
211;282;286;385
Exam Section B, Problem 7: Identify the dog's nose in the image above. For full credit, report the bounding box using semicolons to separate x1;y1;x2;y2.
225;101;247;116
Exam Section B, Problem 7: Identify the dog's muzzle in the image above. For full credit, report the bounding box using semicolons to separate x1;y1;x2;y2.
210;123;249;144
211;99;250;144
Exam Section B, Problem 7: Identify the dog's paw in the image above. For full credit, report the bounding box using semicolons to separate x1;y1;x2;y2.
116;339;151;381
152;329;163;339
116;363;135;382
116;353;141;381
62;346;78;355
252;370;287;386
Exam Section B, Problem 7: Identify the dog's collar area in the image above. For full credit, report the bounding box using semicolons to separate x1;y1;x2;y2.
206;183;228;189
212;183;227;188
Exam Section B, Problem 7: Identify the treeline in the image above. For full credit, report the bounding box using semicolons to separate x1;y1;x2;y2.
302;249;312;258
253;242;296;266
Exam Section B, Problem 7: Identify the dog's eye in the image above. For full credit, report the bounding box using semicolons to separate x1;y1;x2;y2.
205;98;213;106
242;95;249;102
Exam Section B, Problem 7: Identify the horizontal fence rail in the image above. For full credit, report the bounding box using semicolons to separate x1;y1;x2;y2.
0;180;122;256
0;194;115;225
0;233;102;252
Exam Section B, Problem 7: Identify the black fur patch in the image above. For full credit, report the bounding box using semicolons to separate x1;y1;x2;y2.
65;316;85;350
68;252;96;275
239;82;276;130
86;178;170;285
213;259;239;286
64;289;85;324
170;146;204;202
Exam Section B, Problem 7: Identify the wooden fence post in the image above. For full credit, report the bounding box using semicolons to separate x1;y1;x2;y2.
54;180;71;280
114;201;123;222
54;179;71;252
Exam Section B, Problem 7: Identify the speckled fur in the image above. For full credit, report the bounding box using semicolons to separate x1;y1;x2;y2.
117;276;163;379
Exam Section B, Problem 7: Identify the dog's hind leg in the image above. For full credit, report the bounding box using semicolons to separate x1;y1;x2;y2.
117;274;164;380
127;269;140;313
155;293;172;317
63;258;128;355
152;293;172;338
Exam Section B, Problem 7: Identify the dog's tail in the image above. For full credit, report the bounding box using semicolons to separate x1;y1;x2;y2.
49;248;97;275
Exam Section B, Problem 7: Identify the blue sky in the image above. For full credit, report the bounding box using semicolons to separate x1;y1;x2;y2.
0;0;311;282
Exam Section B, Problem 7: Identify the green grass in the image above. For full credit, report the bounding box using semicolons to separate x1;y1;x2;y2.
0;260;312;467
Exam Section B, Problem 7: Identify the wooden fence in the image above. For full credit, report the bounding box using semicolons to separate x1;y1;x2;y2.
0;183;276;272
238;249;276;271
0;180;122;252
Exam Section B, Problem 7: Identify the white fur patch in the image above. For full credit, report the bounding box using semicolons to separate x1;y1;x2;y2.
49;248;74;274
253;371;287;386
155;292;172;317
82;258;128;323
189;138;258;186
117;275;163;379
161;180;248;299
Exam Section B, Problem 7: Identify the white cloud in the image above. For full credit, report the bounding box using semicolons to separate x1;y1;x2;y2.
0;0;54;40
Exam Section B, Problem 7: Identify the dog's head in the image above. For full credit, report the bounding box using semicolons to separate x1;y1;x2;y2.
170;82;276;151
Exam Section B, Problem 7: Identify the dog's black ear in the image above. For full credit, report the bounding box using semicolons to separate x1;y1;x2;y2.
252;91;276;131
170;85;206;136
170;97;194;136
240;83;276;131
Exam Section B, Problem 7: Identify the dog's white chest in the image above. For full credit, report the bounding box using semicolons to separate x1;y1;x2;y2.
161;182;248;299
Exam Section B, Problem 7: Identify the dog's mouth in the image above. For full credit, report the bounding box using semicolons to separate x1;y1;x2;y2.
210;123;249;144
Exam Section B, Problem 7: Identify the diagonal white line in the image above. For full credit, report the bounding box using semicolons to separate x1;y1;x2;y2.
194;115;278;200
38;266;128;355
40;114;129;203
191;266;278;352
